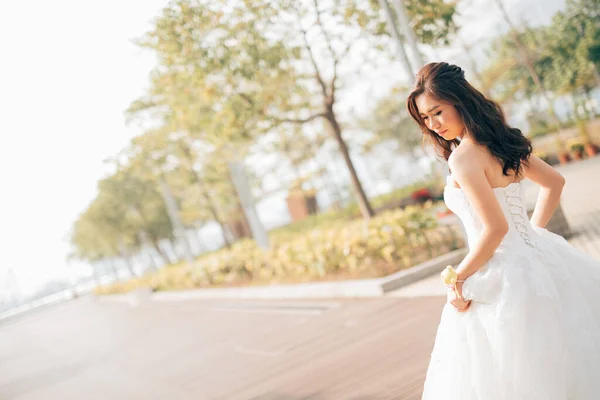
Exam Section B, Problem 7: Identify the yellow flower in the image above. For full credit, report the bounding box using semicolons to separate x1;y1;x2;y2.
441;265;457;285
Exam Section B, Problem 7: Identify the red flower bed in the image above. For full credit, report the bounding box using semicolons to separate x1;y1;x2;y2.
411;188;432;202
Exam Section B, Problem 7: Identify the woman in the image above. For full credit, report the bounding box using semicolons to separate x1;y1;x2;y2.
407;62;600;399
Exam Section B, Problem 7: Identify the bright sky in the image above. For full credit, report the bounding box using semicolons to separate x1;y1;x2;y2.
0;0;169;294
0;0;566;296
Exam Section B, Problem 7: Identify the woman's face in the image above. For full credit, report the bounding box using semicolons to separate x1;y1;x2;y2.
415;93;465;141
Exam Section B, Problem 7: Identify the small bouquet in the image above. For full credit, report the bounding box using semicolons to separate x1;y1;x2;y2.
441;265;458;285
442;265;470;308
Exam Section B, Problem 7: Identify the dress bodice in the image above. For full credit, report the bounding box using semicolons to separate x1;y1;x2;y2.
444;177;536;250
426;178;600;400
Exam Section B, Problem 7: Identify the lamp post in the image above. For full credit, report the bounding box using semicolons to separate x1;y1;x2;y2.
390;0;424;68
228;160;270;249
377;0;415;78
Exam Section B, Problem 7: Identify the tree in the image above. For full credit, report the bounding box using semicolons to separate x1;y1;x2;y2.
171;138;236;247
71;194;137;281
343;0;458;47
70;157;177;278
132;0;457;221
482;27;549;103
100;161;174;265
124;130;201;263
186;144;254;241
482;2;600;121
134;0;374;218
126;51;264;241
258;125;327;192
493;0;566;129
357;86;422;160
565;0;600;77
542;2;600;95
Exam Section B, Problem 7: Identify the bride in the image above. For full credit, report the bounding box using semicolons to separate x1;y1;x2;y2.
406;62;600;399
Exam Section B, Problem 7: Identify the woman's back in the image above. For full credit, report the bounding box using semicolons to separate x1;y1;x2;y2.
446;139;522;190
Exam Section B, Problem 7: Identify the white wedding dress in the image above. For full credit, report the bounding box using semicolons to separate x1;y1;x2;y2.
422;178;600;400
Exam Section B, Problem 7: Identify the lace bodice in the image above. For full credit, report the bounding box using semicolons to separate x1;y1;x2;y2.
444;177;536;250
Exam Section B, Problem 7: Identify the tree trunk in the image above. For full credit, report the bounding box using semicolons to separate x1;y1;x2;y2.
179;142;232;248
570;93;582;120
325;108;374;219
122;255;137;278
107;259;120;282
144;249;159;272
158;177;195;264
583;89;599;117
118;239;137;278
91;262;101;287
198;183;231;248
592;63;600;87
151;238;169;266
130;208;166;271
165;238;180;264
195;183;231;247
136;231;158;272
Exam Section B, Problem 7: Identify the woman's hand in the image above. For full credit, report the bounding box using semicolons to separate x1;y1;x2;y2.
447;282;471;312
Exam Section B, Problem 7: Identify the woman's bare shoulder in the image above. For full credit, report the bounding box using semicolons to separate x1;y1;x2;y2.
448;142;488;174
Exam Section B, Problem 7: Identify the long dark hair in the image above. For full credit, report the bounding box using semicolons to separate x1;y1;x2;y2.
406;62;532;177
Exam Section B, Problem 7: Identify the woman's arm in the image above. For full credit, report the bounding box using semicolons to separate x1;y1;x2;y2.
449;149;509;285
523;155;566;229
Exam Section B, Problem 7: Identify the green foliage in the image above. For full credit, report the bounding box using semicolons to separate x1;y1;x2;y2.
527;119;579;139
269;180;436;238
356;86;422;155
95;202;465;294
260;126;328;193
371;180;440;208
482;27;548;101
74;0;461;270
404;0;458;46
133;0;302;145
70;162;174;263
567;137;586;152
541;4;600;95
127;0;461;221
344;0;458;46
483;0;600;103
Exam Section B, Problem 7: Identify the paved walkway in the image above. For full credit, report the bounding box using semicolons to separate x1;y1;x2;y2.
1;157;599;400
0;296;444;400
553;157;600;260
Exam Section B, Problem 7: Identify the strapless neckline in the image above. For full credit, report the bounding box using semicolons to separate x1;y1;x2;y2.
444;176;522;192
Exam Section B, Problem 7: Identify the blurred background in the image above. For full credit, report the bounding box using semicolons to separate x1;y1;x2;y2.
2;0;598;308
0;0;599;397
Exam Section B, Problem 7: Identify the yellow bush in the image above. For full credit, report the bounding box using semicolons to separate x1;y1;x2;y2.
96;202;464;294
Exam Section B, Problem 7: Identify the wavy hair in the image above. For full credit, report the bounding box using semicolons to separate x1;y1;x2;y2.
406;62;532;177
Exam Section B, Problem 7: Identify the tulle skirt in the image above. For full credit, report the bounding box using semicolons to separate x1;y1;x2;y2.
422;227;600;400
